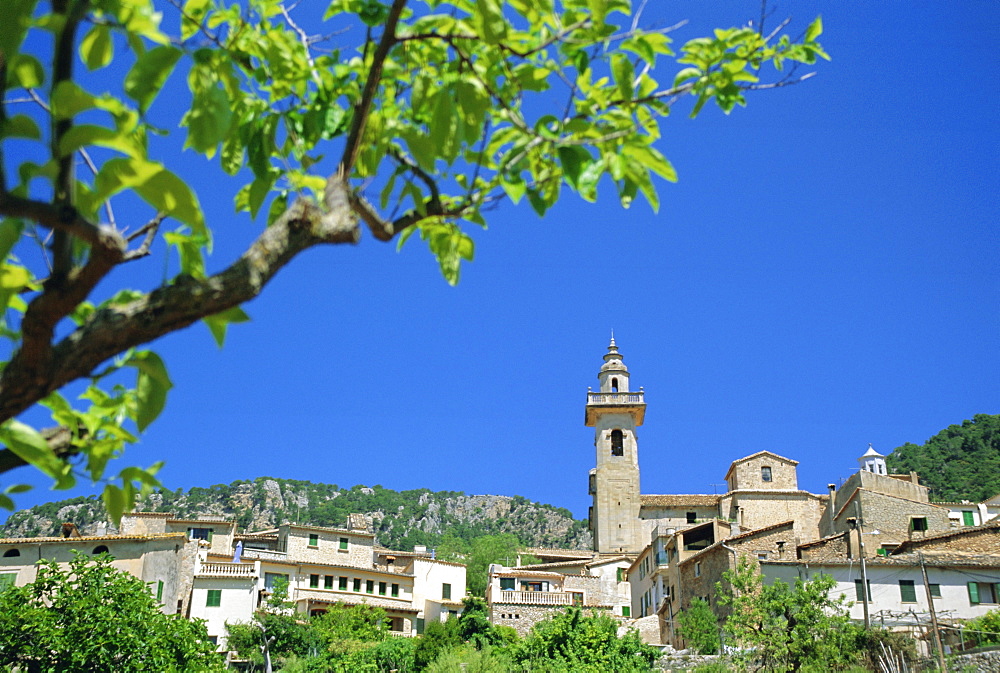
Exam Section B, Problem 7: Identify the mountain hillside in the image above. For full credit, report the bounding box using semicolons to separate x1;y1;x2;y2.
0;477;592;550
886;413;1000;503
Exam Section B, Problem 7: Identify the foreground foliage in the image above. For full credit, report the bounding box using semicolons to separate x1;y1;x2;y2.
0;552;222;672
0;0;826;515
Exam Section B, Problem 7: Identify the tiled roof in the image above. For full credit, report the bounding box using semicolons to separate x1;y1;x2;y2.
766;551;1000;569
797;531;849;549
493;570;567;579
524;548;596;561
891;519;1000;554
726;520;794;543
0;532;186;544
640;494;720;507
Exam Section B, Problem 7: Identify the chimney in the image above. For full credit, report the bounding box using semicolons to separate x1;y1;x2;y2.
61;523;81;538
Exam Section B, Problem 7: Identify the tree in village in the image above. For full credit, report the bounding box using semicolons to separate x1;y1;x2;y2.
0;551;223;672
0;0;827;515
677;596;720;655
717;556;859;672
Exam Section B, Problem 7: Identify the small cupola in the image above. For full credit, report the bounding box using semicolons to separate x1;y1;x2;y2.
598;333;630;393
858;443;887;476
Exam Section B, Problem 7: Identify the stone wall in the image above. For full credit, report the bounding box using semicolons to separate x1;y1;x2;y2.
831;471;928;520
728;454;798;491
830;490;950;543
720;491;825;542
489;604;613;637
280;525;374;567
944;648;1000;673
902;523;1000;554
798;532;850;562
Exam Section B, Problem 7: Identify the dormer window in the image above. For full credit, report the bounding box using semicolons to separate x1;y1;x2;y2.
761;466;772;482
611;429;624;456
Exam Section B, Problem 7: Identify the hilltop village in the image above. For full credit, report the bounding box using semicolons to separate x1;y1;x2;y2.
1;339;998;657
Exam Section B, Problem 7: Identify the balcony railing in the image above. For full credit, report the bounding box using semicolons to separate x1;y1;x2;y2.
241;548;287;562
497;591;572;606
587;392;644;405
197;562;257;578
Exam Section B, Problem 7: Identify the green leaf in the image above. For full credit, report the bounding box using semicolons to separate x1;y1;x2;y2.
611;53;634;102
0;420;73;488
202;306;250;347
124;45;183;114
557;146;591;190
0;0;39;67
0;114;41;140
79;24;113;70
429;92;458;162
805;16;823;42
7;53;44;89
4;483;31;494
181;82;233;157
621;143;677;182
50;81;97;120
181;0;212;41
473;0;508;44
126;351;173;432
58;125;144;159
0;220;24;263
359;0;390;26
102;484;127;525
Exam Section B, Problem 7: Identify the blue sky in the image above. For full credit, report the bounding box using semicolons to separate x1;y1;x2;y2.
3;1;998;523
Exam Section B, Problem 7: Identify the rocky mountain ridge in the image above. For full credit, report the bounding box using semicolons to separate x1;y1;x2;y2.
1;477;592;551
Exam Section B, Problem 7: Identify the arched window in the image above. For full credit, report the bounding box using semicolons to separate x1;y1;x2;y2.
611;429;624;456
2;548;19;558
93;545;110;555
611;377;619;392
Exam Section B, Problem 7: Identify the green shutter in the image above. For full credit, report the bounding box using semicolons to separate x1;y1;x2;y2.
617;568;623;582
391;583;399;597
379;581;386;596
968;582;980;604
899;580;916;603
929;584;941;598
207;529;213;542
156;580;164;601
963;511;976;526
339;537;348;550
207;589;221;607
442;583;451;600
325;575;333;589
310;574;319;588
855;580;865;602
415;618;425;635
622;606;630;617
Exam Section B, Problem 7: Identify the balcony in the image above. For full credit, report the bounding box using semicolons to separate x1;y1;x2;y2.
585;391;645;426
197;562;258;578
241;548;287;562
495;591;572;606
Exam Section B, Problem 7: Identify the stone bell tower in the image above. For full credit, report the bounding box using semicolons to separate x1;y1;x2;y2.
586;335;645;554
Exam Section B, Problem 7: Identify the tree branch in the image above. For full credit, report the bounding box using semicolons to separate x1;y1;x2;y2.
0;425;78;475
337;0;407;176
0;182;360;425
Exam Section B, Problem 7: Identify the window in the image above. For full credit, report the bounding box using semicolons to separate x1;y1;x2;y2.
0;574;16;592
761;466;772;482
910;517;928;532
968;582;1000;605
611;429;624;456
570;592;583;607
206;589;221;607
93;545;109;555
756;551;769;561
415;618;425;635
500;577;515;590
339;537;349;551
686;512;696;524
366;580;374;594
308;533;319;547
611;377;619;392
442;583;452;600
963;511;976;526
622;606;630;617
391;583;399;597
188;527;213;542
899;580;917;603
378;581;386;596
929;584;941;598
339;576;348;591
3;549;20;558
353;578;361;592
310;574;319;588
156;580;164;602
264;573;288;590
854;579;871;602
324;575;333;590
616;568;624;582
694;562;702;578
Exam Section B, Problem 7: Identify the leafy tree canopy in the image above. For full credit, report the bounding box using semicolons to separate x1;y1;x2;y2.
0;0;826;516
886;413;1000;502
0;551;222;672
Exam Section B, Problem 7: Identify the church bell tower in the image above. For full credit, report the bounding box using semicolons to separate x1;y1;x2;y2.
586;335;645;554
